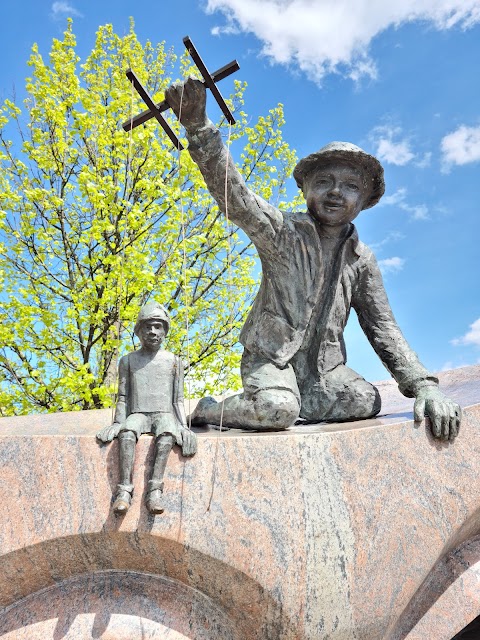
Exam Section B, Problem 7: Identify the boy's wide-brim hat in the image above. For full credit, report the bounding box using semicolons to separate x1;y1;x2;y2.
293;141;385;210
134;301;170;336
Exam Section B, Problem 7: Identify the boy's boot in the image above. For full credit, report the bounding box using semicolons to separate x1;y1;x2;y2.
145;479;165;514
113;430;136;515
113;483;134;515
146;434;174;514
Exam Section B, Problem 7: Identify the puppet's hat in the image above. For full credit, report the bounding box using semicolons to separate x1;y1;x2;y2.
293;141;385;209
134;301;170;336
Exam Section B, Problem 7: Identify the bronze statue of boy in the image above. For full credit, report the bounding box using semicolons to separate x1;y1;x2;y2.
164;77;461;440
97;302;197;515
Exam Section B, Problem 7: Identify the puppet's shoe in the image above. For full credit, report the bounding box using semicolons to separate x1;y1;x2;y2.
189;396;219;425
113;484;133;515
146;480;165;515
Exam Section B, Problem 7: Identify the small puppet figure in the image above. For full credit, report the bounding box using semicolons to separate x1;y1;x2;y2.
96;301;197;515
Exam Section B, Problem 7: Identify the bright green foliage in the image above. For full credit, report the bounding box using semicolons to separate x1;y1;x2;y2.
0;21;301;415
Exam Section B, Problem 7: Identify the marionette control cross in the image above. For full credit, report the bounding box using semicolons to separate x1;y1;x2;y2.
122;36;239;150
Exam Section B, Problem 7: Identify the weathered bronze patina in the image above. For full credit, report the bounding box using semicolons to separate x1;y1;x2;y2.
96;302;197;515
164;77;461;441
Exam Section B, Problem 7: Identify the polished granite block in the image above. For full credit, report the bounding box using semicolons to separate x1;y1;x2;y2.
0;365;479;640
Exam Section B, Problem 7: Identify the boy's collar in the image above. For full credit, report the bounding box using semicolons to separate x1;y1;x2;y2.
350;225;362;256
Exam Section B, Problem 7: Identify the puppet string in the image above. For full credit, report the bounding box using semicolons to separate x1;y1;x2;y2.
176;83;194;428
219;121;234;430
111;77;135;423
207;120;233;511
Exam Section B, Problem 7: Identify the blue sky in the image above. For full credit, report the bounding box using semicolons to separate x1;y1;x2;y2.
1;0;479;384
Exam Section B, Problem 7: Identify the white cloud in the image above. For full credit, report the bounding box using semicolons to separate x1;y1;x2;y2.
370;230;405;251
439;360;476;371
382;188;408;207
380;187;429;220
51;1;82;18
415;152;432;168
376;136;414;166
452;318;480;347
378;256;405;274
440;361;455;371
369;124;431;167
441;125;480;171
205;0;480;83
408;203;429;220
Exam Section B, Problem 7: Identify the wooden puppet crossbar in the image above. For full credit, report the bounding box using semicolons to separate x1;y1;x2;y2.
122;36;240;149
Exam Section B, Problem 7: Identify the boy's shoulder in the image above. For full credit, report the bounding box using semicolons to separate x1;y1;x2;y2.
350;228;375;263
284;210;314;225
355;238;374;259
121;349;177;366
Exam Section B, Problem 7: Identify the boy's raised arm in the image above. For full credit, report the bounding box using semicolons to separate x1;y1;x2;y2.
165;78;283;249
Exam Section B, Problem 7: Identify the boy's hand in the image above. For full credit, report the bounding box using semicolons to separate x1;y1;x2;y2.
180;427;198;457
165;77;208;132
96;422;122;444
414;387;461;441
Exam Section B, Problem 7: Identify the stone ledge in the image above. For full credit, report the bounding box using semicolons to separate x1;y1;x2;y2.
0;364;477;437
0;365;479;639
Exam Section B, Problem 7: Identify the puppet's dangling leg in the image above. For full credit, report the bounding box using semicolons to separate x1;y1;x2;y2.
146;434;175;514
113;430;136;515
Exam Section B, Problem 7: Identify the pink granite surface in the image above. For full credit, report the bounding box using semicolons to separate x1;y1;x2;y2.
0;365;479;639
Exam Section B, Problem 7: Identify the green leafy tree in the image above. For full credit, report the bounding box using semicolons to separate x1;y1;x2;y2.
0;21;301;415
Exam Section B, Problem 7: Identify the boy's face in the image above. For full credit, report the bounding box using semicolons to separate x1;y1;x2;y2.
303;162;369;227
138;319;166;351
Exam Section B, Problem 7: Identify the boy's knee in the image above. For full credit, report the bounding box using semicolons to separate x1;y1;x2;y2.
253;389;300;430
366;383;381;417
348;378;381;418
155;433;175;453
118;429;137;442
334;380;381;420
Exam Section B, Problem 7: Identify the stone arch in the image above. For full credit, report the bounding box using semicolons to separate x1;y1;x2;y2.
452;615;480;639
0;532;292;640
0;570;238;639
389;531;480;640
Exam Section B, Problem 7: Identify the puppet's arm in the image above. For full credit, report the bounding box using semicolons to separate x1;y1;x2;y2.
173;356;197;457
96;356;129;443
